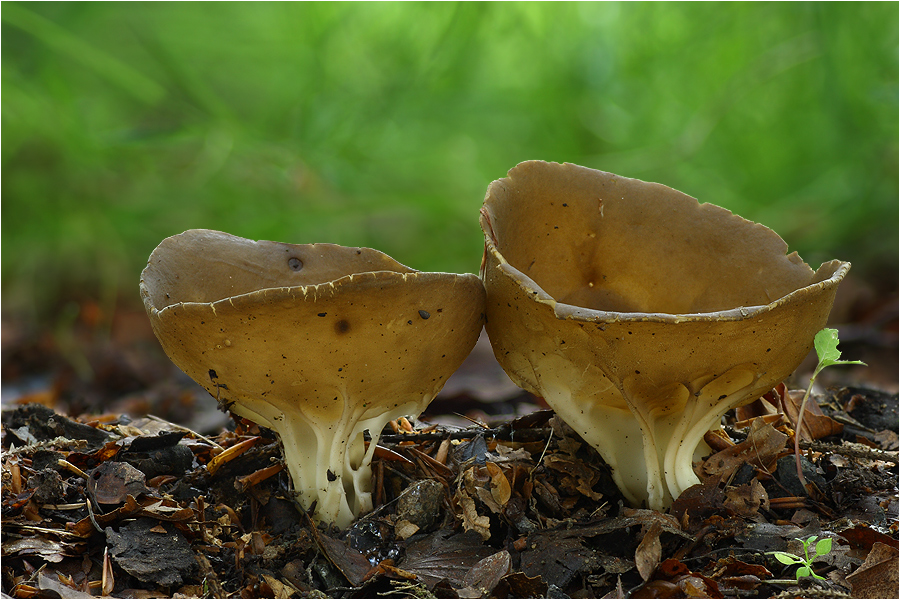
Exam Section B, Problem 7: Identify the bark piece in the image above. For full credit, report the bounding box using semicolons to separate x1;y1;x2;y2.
105;517;196;587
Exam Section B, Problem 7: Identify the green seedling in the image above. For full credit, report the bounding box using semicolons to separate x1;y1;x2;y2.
771;535;833;580
794;328;866;488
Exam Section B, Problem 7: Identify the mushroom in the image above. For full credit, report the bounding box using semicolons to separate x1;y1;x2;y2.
479;161;850;510
140;229;485;527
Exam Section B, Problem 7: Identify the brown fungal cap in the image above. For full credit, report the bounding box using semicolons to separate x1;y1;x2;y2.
480;161;849;509
141;229;485;527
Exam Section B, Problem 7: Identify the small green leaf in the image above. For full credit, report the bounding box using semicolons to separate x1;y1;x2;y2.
814;329;842;363
815;537;833;557
773;552;803;565
814;328;867;369
796;566;811;578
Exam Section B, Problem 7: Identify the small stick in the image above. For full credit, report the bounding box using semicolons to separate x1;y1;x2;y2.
207;436;260;475
195;553;227;598
435;438;451;465
235;463;284;492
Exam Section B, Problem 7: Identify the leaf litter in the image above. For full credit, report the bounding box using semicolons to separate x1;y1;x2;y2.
2;314;898;598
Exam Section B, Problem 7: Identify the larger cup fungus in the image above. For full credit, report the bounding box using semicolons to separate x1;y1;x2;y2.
141;229;485;528
479;161;850;510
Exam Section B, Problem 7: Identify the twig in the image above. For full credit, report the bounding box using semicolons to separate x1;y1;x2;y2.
147;414;224;451
800;440;898;464
4;437;89;454
195;553;227;598
379;426;553;444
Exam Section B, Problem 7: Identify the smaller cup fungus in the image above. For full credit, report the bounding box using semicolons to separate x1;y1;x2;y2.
479;161;850;511
141;229;485;528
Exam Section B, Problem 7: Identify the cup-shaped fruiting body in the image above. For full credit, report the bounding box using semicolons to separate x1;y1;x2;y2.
480;161;849;510
141;229;485;528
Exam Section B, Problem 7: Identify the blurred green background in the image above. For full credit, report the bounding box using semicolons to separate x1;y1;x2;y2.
3;2;898;326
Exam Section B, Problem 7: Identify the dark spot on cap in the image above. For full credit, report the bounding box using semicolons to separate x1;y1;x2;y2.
208;369;218;380
418;310;430;320
318;312;327;317
335;319;350;334
327;470;337;482
288;257;303;271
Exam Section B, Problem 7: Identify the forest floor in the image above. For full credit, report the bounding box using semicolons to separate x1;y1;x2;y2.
1;282;897;599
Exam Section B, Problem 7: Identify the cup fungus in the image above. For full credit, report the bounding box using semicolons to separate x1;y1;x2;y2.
479;161;850;510
141;229;485;528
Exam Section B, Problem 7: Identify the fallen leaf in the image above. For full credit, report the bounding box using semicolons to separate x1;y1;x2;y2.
840;523;900;557
640;558;723;599
709;555;772;591
778;387;844;441
846;542;899;598
517;520;646;589
36;573;95;599
494;571;548;599
86;462;152;505
395;519;420;541
313;529;372;587
485;462;511;507
400;529;494;588
461;549;511;595
723;479;769;517
669;481;727;533
702;419;787;480
261;573;295;599
635;521;663;581
457;488;492;540
543;454;603;500
1;537;68;563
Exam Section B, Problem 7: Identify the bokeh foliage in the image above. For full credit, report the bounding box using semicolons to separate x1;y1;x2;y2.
3;2;897;322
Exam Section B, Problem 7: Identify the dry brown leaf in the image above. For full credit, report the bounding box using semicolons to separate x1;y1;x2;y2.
261;573;295;599
400;530;494;589
543;454;603;501
395;519;420;541
635;521;663;581
723;479;769;517
458;488;491;540
312;529;372;587
485;462;511;507
702;419;787;479
735;388;782;422
777;386;844;441
86;462;152;505
846;542;899;598
461;549;511;595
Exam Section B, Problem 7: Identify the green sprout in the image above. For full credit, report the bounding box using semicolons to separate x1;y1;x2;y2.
771;535;833;580
794;328;866;489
